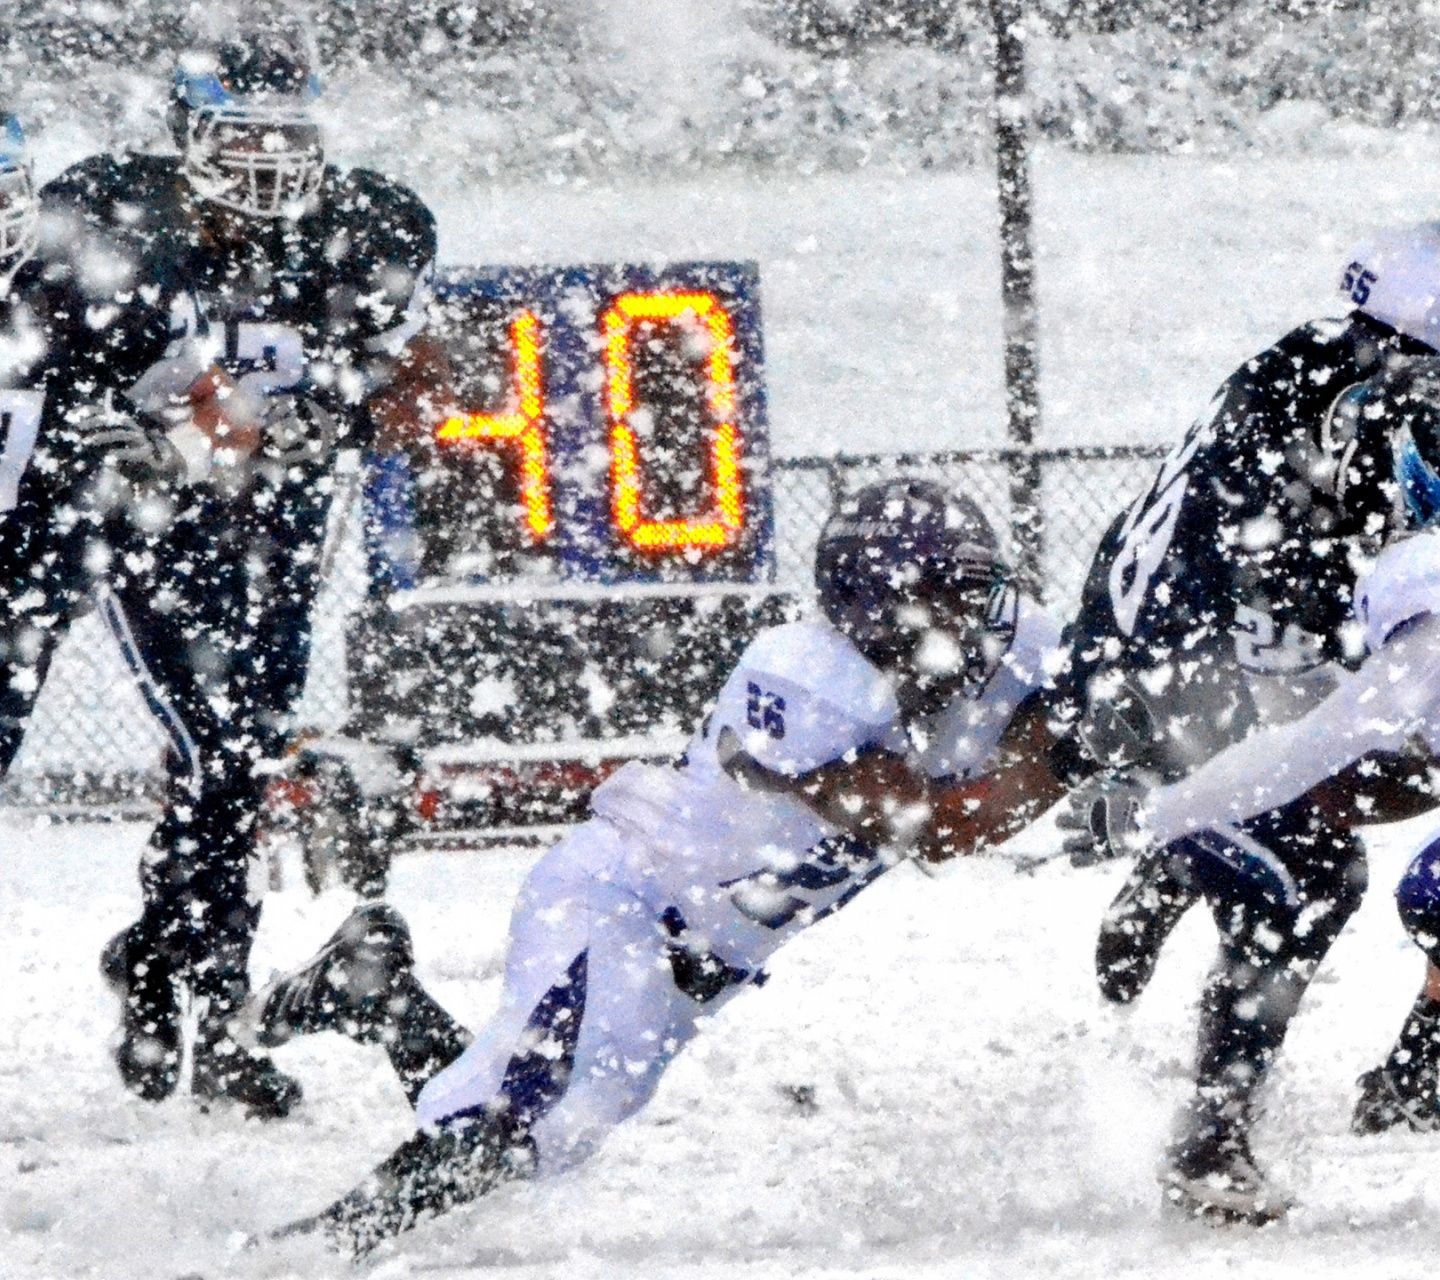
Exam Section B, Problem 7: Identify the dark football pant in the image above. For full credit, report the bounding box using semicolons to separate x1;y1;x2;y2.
110;460;336;1025
1158;799;1367;1145
100;492;271;1021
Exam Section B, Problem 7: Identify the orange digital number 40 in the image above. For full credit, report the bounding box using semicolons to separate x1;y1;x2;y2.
602;291;745;552
436;289;746;554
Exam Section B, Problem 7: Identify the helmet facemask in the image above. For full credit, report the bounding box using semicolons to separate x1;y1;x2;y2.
818;538;1009;718
1394;421;1440;530
0;164;36;284
0;113;37;287
1369;356;1440;532
890;574;1009;718
183;100;322;219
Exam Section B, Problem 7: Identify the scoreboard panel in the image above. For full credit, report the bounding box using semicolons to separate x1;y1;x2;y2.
383;260;774;592
347;262;795;830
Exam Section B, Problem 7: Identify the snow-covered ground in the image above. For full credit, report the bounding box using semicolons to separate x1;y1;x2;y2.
13;137;1440;1278
6;807;1440;1280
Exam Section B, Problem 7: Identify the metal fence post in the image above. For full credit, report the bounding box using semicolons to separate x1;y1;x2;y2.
991;0;1043;595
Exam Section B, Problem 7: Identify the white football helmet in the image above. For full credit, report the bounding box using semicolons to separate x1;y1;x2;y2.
0;114;38;285
170;36;324;219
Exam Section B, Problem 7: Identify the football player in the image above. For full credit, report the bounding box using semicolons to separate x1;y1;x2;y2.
0;111;209;822
1053;234;1440;1220
246;478;1068;1255
1079;362;1440;1189
44;10;438;1117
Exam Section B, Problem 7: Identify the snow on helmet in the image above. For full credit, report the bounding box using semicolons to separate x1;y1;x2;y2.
1378;358;1440;529
0;114;38;286
815;477;1013;714
170;18;323;219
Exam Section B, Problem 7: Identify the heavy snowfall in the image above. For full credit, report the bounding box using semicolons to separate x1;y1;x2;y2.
9;2;1440;1277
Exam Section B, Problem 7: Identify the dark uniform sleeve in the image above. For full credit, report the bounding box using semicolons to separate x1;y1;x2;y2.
320;171;437;422
33;159;200;493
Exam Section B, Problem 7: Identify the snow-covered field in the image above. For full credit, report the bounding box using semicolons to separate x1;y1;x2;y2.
6;808;1440;1280
13;136;1440;1278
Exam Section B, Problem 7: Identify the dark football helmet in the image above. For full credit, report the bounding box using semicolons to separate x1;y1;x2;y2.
0;113;37;284
169;28;323;219
815;477;1013;715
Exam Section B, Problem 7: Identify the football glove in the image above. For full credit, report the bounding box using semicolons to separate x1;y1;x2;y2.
1057;772;1155;867
89;420;188;485
1076;675;1158;772
261;394;341;466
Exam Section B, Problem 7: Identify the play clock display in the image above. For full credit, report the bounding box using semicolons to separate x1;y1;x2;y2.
355;262;793;830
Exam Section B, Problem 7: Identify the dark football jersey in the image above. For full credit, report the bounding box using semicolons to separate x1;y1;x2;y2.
41;152;436;446
1059;311;1429;778
39;151;437;736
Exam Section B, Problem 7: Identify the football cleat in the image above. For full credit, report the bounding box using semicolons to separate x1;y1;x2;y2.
1160;1128;1290;1225
191;1033;303;1120
1094;852;1199;1004
255;903;416;1049
101;924;184;1103
278;1110;536;1258
1351;1065;1440;1135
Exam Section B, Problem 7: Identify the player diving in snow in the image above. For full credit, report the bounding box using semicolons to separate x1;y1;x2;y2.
44;8;440;1118
245;478;1069;1255
1052;226;1440;1222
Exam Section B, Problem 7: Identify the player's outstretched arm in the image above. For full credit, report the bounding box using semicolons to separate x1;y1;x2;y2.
718;694;1064;862
717;725;931;848
920;695;1067;862
1144;613;1440;846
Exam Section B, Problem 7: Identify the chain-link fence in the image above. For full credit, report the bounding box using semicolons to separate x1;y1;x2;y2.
1;444;1166;808
771;445;1166;604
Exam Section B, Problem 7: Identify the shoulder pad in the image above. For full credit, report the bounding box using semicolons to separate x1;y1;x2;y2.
326;167;436;262
741;621;896;721
1340;224;1440;351
715;620;899;774
39;152;125;205
41;153;175;207
1355;531;1440;650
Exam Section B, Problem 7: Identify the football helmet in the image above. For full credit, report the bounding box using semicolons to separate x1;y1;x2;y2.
815;477;1013;715
170;34;323;218
0;114;38;285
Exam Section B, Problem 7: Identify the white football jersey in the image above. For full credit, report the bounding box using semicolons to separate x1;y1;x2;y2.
1355;528;1440;652
588;601;1061;970
1341;223;1440;348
